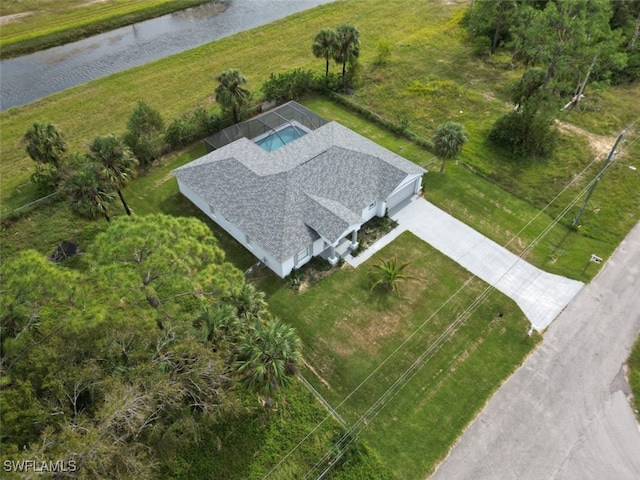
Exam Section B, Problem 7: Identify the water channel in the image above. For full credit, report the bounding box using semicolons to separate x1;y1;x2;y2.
0;0;333;111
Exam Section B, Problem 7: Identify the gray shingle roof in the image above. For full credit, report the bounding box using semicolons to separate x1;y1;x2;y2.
173;121;425;262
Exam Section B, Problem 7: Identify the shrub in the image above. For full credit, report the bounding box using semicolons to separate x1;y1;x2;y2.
122;100;165;167
165;107;220;150
192;107;220;140
23;121;67;192
30;163;60;195
374;40;391;66
489;110;558;158
344;59;364;91
471;36;492;58
261;69;317;102
285;268;304;291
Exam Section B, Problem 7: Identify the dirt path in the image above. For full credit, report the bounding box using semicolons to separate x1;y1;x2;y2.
0;12;32;26
555;120;620;160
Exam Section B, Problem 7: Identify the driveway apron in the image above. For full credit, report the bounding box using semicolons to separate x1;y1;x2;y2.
346;197;583;331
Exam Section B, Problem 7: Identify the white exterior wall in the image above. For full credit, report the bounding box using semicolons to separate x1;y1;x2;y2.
389;174;422;197
280;257;296;277
312;237;326;255
177;179;291;278
361;201;380;222
176;172;423;279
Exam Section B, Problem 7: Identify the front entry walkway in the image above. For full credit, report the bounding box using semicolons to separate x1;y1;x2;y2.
345;197;583;331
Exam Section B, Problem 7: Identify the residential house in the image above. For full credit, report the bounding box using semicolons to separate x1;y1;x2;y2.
172;102;425;278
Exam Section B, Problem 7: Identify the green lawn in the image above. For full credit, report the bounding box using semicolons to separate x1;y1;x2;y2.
0;93;540;478
1;0;471;211
3;0;636;279
264;232;538;478
301;97;619;281
0;0;212;59
629;335;640;420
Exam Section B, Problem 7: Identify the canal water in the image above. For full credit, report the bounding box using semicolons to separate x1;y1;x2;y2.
0;0;333;111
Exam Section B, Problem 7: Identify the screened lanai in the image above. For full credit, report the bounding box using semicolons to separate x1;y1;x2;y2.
204;101;328;153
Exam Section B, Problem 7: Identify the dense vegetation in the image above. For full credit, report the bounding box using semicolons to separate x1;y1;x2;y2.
0;215;379;479
464;0;640;156
1;0;639;478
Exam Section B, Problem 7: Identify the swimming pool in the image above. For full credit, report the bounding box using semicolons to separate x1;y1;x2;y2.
255;125;307;152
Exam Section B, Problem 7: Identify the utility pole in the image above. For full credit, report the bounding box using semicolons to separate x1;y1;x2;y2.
571;131;625;228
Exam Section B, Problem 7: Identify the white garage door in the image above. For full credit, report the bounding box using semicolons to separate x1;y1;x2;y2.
386;179;418;210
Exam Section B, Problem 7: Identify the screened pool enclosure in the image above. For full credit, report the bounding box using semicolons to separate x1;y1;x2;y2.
204;101;328;153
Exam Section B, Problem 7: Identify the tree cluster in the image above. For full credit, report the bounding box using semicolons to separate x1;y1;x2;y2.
464;0;640;157
261;68;318;102
312;24;361;89
215;68;251;124
489;67;558;157
22;97;223;221
464;0;639;85
0;215;302;478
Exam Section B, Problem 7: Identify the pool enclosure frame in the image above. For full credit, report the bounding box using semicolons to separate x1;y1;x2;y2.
204;101;328;153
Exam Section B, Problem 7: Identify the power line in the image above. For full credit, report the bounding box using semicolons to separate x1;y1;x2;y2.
263;119;639;479
266;134;620;479
301;175;598;480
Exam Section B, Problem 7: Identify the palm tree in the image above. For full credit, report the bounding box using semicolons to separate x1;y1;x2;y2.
215;69;251;124
433;121;468;173
23;122;67;170
312;29;337;79
88;135;138;216
333;24;360;87
64;162;116;223
222;283;267;320
234;317;302;409
194;303;239;346
370;257;411;297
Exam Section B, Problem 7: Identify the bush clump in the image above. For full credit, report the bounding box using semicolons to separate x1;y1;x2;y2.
165;107;220;150
261;68;318;102
489;110;557;158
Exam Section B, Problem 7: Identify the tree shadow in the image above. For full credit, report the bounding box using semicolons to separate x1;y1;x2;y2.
367;281;399;310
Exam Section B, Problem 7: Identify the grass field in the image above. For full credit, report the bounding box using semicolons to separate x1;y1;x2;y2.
264;232;537;478
300;98;626;281
0;0;212;58
0;93;540;478
629;336;640;420
1;0;469;210
1;0;638;276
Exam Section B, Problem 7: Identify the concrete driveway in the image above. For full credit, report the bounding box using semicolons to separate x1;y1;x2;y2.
429;220;640;480
346;197;583;331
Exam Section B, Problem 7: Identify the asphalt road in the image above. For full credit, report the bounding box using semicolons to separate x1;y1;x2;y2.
429;220;640;480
